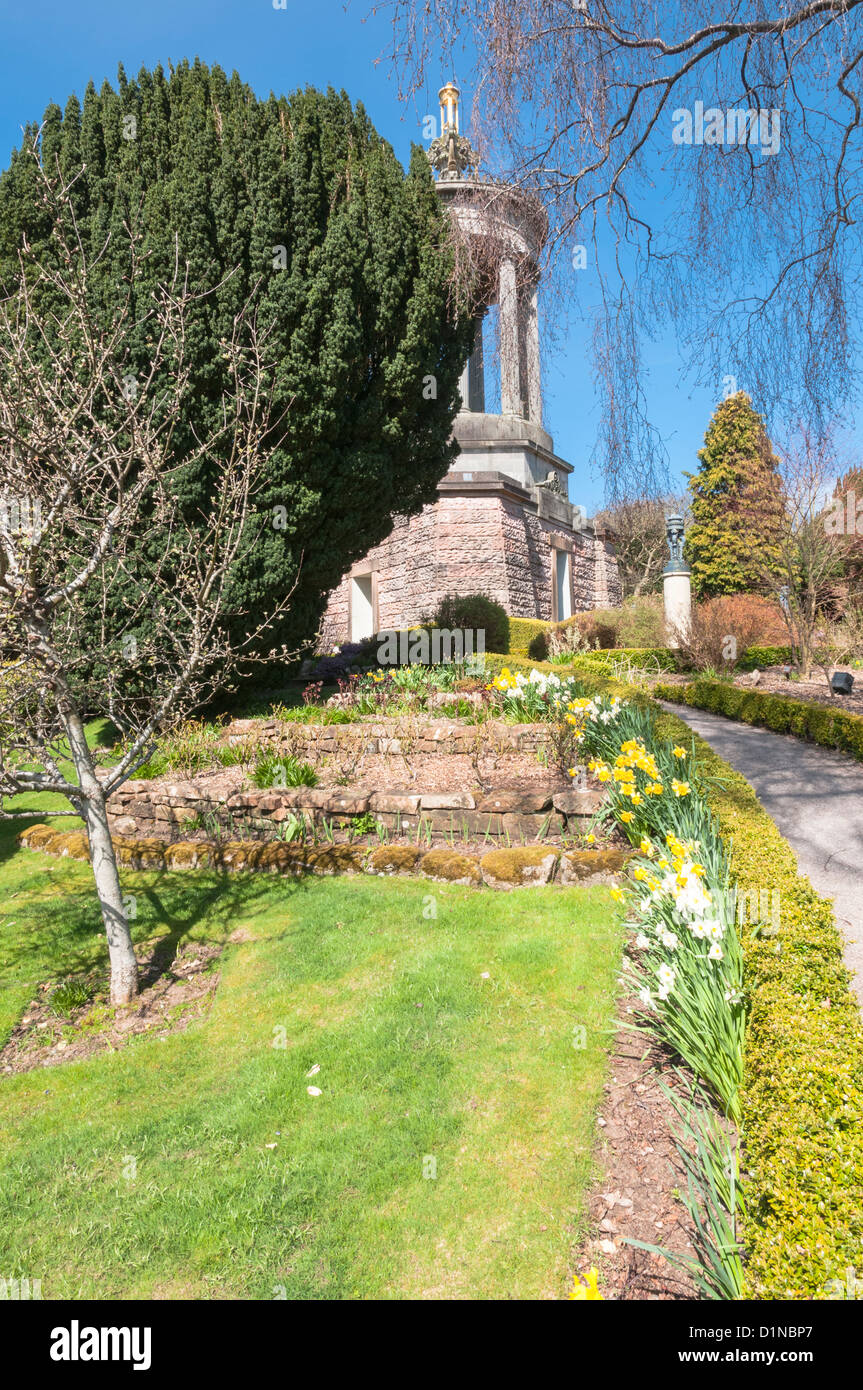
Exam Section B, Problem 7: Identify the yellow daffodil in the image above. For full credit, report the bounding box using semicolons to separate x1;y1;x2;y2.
610;886;625;903
585;833;596;844
673;746;687;759
569;1268;603;1300
619;810;634;823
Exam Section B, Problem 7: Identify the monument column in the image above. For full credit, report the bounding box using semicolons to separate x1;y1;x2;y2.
468;316;485;412
524;279;542;426
499;256;520;416
458;317;486;412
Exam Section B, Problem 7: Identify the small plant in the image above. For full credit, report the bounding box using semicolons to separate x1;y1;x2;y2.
349;811;381;838
547;717;582;777
48;978;91;1018
251;752;318;789
274;813;308;844
216;739;257;768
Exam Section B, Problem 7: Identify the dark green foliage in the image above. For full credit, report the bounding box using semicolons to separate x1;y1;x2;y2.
506;617;550;659
429;593;510;654
0;62;472;669
685;393;786;598
47;978;91;1018
251;751;318;789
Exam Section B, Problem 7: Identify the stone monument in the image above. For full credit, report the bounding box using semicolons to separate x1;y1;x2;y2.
662;513;692;647
317;82;620;649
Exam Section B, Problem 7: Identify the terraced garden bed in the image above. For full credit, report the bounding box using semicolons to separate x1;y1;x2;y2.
101;711;613;851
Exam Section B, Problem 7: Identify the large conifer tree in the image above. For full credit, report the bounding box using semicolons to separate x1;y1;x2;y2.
685;393;786;597
0;61;472;663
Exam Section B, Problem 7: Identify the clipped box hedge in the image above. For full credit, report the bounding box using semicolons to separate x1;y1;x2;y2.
565;646;677;672
502;632;787;673
737;644;793;670
485;652;863;1297
656;677;863;763
507;617;551;659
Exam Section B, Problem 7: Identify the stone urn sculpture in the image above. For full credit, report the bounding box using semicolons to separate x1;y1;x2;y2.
662;514;692;648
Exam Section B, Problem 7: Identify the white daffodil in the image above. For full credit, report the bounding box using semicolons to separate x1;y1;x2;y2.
638;986;653;1008
636;933;650;950
707;943;724;962
659;930;679;951
657;963;676;991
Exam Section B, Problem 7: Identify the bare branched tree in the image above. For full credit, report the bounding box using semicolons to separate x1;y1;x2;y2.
744;427;846;677
0;161;297;1004
594;493;688;595
383;2;863;493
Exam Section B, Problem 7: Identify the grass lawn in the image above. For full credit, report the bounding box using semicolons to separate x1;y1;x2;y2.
0;831;622;1299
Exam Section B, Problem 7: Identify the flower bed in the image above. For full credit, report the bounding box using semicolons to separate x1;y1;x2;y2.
558;667;863;1299
655;713;863;1300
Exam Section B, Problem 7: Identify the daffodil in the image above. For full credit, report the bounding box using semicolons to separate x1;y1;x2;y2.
569;1267;603;1300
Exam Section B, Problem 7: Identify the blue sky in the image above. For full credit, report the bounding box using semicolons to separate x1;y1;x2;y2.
0;0;780;513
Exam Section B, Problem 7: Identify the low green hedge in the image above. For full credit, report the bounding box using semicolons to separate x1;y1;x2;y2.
507;617;551;659
566;646;677;672
486;653;863;1297
737;644;793;670
656;678;863;763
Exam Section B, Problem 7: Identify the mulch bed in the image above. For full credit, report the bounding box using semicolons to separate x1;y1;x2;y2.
654;664;863;716
574;1012;699;1301
0;939;229;1076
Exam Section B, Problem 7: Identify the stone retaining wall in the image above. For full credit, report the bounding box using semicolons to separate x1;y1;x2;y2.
19;823;630;891
223;717;550;757
105;780;602;844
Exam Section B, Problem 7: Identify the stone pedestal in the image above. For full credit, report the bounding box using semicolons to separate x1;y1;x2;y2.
664;568;692;647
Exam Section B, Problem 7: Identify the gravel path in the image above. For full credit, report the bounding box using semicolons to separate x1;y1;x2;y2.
661;702;863;1006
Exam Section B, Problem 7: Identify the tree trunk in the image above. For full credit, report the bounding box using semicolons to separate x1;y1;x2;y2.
63;708;139;1005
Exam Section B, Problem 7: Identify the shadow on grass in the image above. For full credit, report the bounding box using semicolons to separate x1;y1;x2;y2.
135;870;315;982
2;834;320;1000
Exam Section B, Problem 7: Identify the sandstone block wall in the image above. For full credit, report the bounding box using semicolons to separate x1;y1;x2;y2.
319;490;621;651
